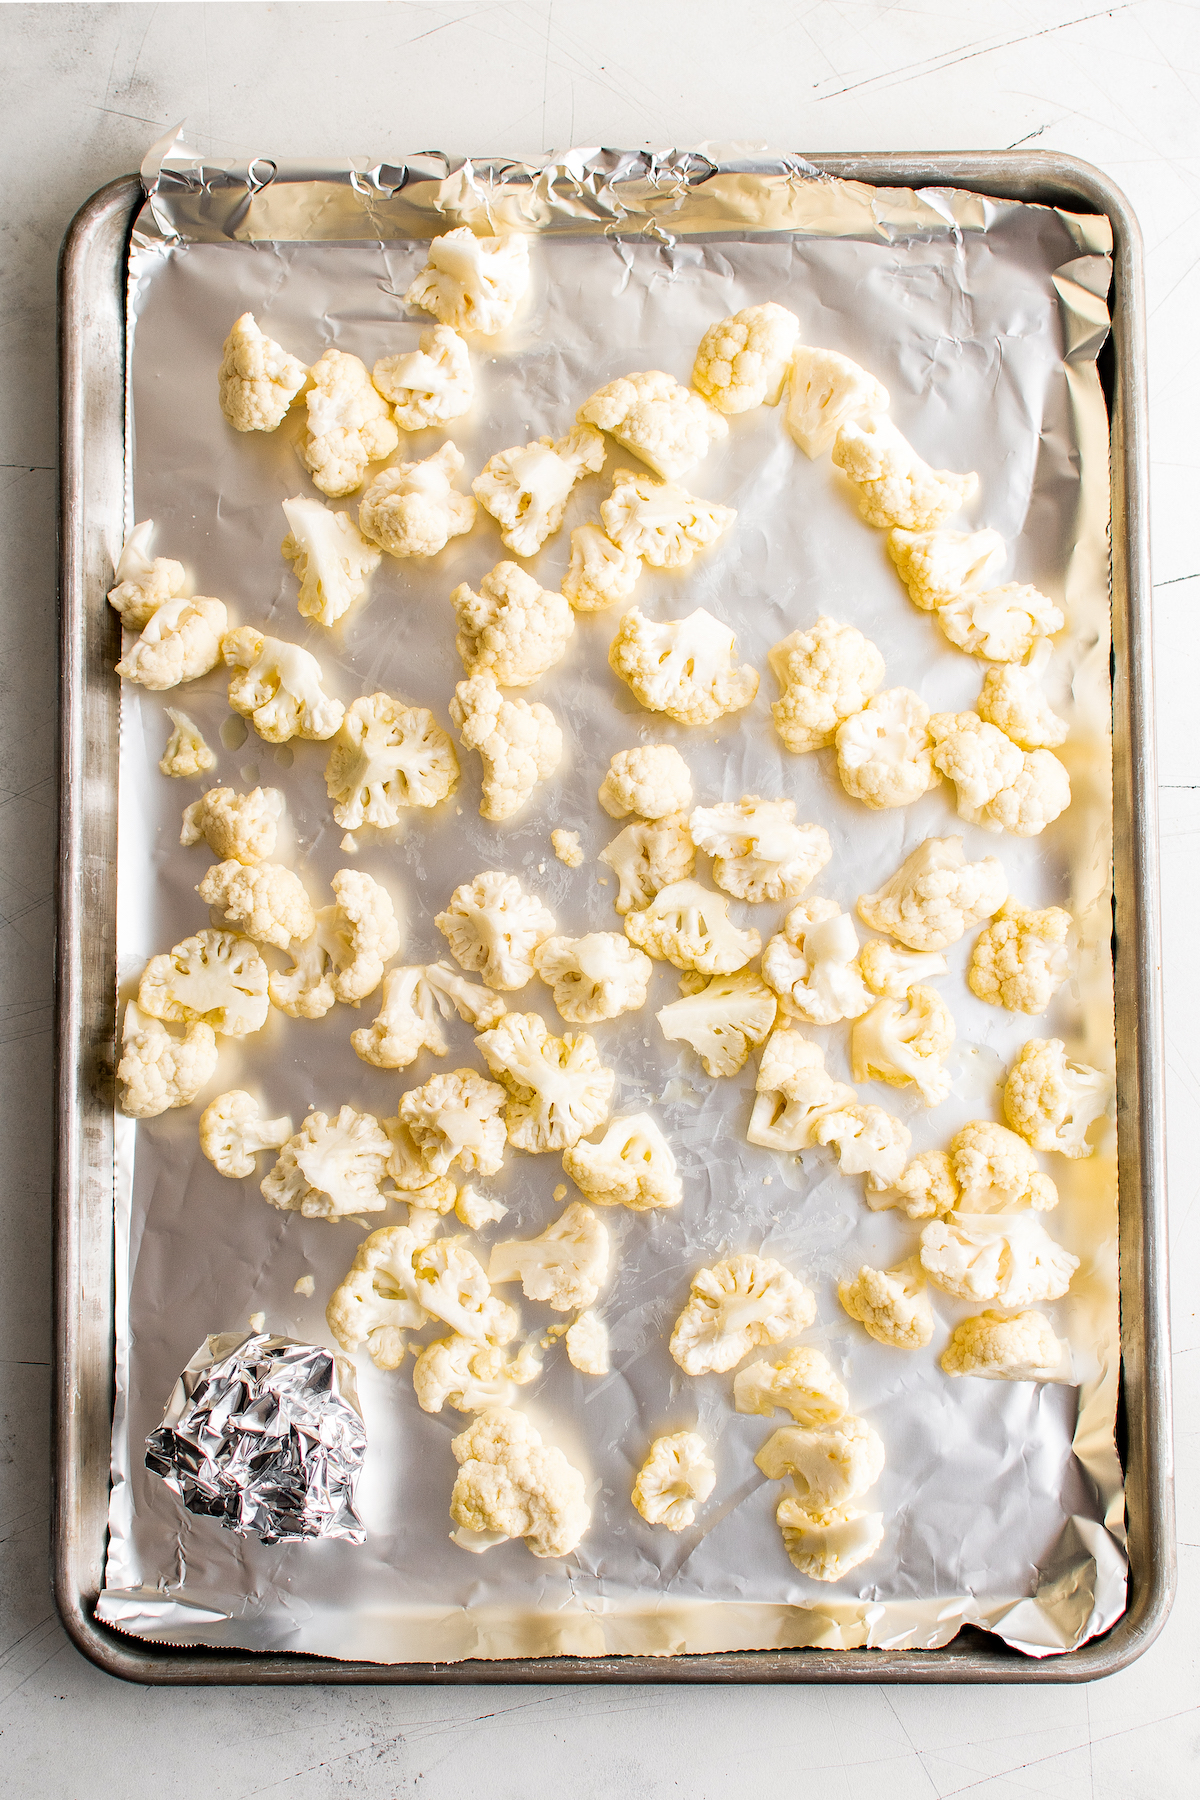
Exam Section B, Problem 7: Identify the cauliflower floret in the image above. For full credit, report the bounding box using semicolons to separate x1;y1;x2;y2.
598;745;693;821
108;520;188;631
352;961;506;1070
693;303;800;413
565;1309;609;1375
835;687;939;810
562;524;641;611
657;969;777;1077
358;440;476;558
610;606;758;726
180;786;283;865
600;468;736;569
769;616;885;754
450;673;563;822
137;928;269;1038
775;1499;886;1582
562;1113;682;1212
115;594;228;691
865;1149;959;1220
218;312;306;432
379;1116;458;1211
857;836;1007;952
262;1105;392;1221
951;1119;1059;1213
452;561;574;687
632;1431;716;1531
280;494;381;628
476;1013;615;1153
372;325;473;429
325;1224;432;1368
198;859;315;951
670;1254;815;1376
838;1258;934;1349
1003;1038;1110;1159
786;345;889;458
851;985;956;1107
762;900;873;1026
969;898;1072;1016
976;639;1069;750
551;829;584;868
599;813;696;915
404;229;530;336
301;347;399;497
435;870;556;992
222;625;345;743
746;1030;856;1152
886;525;1006;611
160;708;216;779
624;879;761;974
920;1213;1078;1309
858;940;949;998
413;1334;536;1414
116;1002;217;1119
755;1415;885;1510
324;692;459;833
455;1184;509;1231
936;583;1065;663
833;415;978;531
928;711;1070;837
689;798;831;905
399;1068;509;1178
270;868;400;1017
578;370;727;480
941;1310;1074;1383
488;1201;610;1311
473;425;606;558
411;1237;520;1344
198;1089;293;1178
533;932;652;1024
811;1103;913;1192
449;1405;590;1558
733;1347;848;1426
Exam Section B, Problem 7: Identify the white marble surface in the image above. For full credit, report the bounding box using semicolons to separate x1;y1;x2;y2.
0;1;1196;1792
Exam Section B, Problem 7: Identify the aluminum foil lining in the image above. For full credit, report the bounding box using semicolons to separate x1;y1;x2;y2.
145;1331;367;1544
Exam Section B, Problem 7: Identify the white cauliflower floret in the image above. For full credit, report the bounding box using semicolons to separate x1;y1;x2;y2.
476;1013;615;1153
270;868;400;1017
325;1227;429;1370
198;859;314;951
562;524;641;611
769;616;885;754
670;1254;815;1376
657;969;777;1077
115;595;228;691
858;940;949;998
280;494;381;627
624;880;761;974
562;1113;682;1212
928;711;1070;837
180;786;283;865
399;1068;509;1178
866;1149;959;1220
838;1259;934;1350
489;1201;610;1311
160;708;216;779
411;1237;520;1344
404;229;530;336
565;1310;609;1375
833;414;978;531
811;1103;912;1192
262;1105;392;1221
761;900;873;1026
452;561;574;687
198;1089;293;1179
301;347;399;497
358;440;476;558
325;692;459;833
473;425;606;558
976;639;1069;750
413;1334;536;1414
950;1120;1058;1213
372;325;473;429
733;1347;848;1427
116;1002;217;1119
382;1118;458;1211
746;1030;856;1152
851;985;956;1107
435;870;556;991
551;829;583;868
836;687;939;810
533;932;652;1024
137;928;269;1038
222;625;345;743
449;1406;590;1558
941;1310;1074;1383
886;525;1006;611
599;814;695;915
217;311;306;432
599;745;693;821
920;1213;1078;1309
786;345;889;458
578;370;727;480
936;584;1065;663
755;1415;885;1511
600;468;736;570
775;1499;886;1582
969;898;1072;1015
693;303;800;413
455;1184;509;1231
857;836;1007;952
450;673;563;821
689;798;831;905
108;520;187;631
352;961;506;1070
632;1431;716;1531
610;606;758;726
1004;1038;1110;1159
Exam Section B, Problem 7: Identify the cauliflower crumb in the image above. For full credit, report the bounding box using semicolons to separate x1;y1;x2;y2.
670;1253;815;1376
693;303;799;412
761;899;873;1026
969;898;1072;1015
199;1089;293;1178
108;520;188;632
218;312;307;433
551;829;584;868
222;625;345;743
404;229;530;336
776;1499;886;1581
835;687;939;810
838;1259;934;1349
160;708;216;779
755;1414;885;1511
733;1348;848;1426
599;745;693;821
601;468;736;569
301;347;399;497
599;813;695;915
181;785;283;865
565;1309;609;1375
198;858;315;950
786;345;889;458
941;1309;1074;1382
435;870;556;991
1003;1038;1110;1158
450;672;562;821
358;441;476;558
534;931;652;1024
886;525;1006;611
452;560;574;687
578;370;727;480
372;324;473;430
851;985;956;1107
689;797;831;904
624;879;761;974
936;584;1064;663
294;1274;315;1298
857;836;1007;952
632;1431;716;1530
262;1105;392;1221
746;1030;856;1152
325;692;459;833
833;414;978;531
562;524;642;611
488;1201;610;1310
928;711;1070;837
473;425;606;558
116;1001;217;1119
281;494;381;627
610;606;758;726
476;1012;615;1152
449;1406;590;1558
562;1113;682;1212
116;594;228;691
657;969;777;1077
769;615;884;754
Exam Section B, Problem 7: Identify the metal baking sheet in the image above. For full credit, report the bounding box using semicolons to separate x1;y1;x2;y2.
54;150;1173;1683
